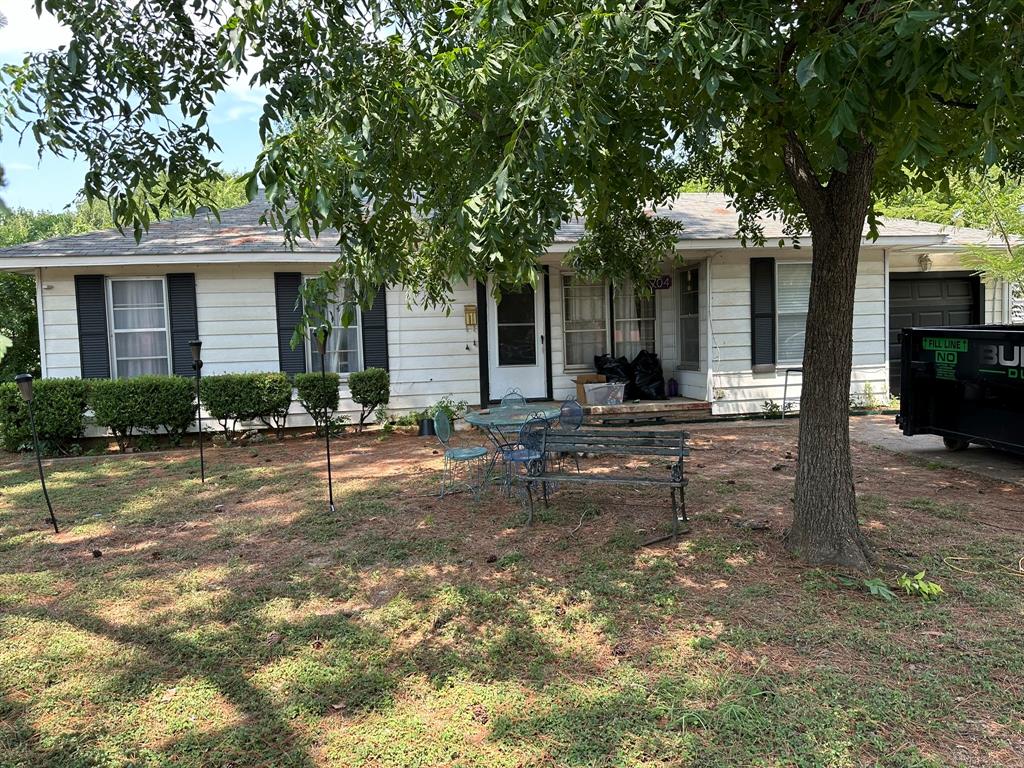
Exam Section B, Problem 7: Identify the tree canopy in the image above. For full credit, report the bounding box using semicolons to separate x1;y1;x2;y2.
4;1;1021;301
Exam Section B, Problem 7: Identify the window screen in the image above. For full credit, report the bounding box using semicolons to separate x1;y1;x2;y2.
777;263;811;363
679;267;699;371
109;278;170;378
562;275;607;368
613;281;656;360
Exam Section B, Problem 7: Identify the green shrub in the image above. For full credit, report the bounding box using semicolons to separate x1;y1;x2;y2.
430;396;469;423
348;368;390;431
90;376;195;452
250;372;293;437
200;372;293;440
0;378;89;455
295;371;340;436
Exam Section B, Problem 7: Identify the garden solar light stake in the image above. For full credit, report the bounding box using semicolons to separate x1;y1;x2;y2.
189;339;206;483
15;374;60;534
316;326;336;513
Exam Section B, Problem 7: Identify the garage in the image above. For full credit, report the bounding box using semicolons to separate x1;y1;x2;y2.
888;272;981;397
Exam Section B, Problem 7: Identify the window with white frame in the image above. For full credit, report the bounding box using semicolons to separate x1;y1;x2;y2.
679;266;700;371
108;277;171;378
613;281;656;360
776;262;812;363
305;280;362;374
562;274;608;368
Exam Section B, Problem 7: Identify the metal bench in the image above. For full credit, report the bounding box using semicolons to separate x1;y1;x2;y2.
520;427;690;544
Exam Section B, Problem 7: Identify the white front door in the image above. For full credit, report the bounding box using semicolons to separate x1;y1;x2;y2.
487;278;547;400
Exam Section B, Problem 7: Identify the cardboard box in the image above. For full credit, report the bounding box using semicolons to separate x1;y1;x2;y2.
572;374;606;404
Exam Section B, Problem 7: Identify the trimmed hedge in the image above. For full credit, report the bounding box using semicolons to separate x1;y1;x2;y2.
200;372;293;439
90;376;196;452
251;372;293;437
348;368;390;431
295;371;340;436
0;378;89;455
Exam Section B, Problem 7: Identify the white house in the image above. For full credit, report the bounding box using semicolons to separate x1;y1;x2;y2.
0;193;1013;422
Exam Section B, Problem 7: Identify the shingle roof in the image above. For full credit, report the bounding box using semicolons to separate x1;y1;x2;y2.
0;196;341;258
0;191;1001;262
552;193;990;243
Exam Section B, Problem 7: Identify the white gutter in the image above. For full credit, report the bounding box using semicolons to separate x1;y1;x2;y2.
704;254;714;403
0;250;342;270
882;249;889;375
545;234;948;254
35;267;48;378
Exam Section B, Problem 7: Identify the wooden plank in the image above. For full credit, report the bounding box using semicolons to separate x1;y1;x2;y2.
545;434;685;446
556;429;690;439
530;474;687;487
543;446;688;458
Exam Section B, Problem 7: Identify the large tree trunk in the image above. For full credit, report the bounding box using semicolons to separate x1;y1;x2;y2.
781;135;876;570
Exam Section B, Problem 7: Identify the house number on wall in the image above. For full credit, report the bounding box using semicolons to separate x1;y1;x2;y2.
649;275;673;290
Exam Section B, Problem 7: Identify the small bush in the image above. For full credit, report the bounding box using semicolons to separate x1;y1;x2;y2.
256;373;293;437
200;372;293;441
0;378;89;455
295;371;340;436
430;396;469;423
90;376;195;452
348;368;390;431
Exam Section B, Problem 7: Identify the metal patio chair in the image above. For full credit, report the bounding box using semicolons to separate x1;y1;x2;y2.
434;411;489;498
556;398;585;472
500;390;527;408
499;416;549;496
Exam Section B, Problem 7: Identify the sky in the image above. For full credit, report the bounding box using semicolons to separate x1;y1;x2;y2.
0;3;264;212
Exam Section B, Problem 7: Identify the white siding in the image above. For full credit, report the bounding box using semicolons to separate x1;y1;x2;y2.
37;265;481;428
384;283;480;413
707;249;889;416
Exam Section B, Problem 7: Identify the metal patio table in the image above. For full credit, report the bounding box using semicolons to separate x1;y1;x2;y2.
465;405;561;492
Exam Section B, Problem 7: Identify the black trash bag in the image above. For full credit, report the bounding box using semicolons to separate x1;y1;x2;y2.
594;354;639;400
632;349;667;400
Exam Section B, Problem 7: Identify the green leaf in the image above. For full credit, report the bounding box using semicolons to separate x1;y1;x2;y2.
495;165;508;202
795;53;820;88
245;172;260;201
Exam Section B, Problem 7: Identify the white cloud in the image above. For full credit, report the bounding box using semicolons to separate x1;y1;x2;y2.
0;4;71;55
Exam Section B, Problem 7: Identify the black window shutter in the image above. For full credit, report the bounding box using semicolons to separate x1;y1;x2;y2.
167;273;198;376
274;272;307;374
74;275;111;379
749;258;776;368
361;285;389;371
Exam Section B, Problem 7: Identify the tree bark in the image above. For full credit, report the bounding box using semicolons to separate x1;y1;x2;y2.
782;135;876;570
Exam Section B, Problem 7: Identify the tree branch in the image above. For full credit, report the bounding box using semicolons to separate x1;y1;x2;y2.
928;92;979;111
782;130;827;220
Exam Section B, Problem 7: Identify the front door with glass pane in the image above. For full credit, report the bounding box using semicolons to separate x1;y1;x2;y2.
487;279;547;400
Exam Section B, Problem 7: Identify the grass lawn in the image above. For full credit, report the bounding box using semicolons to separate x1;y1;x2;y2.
0;421;1021;767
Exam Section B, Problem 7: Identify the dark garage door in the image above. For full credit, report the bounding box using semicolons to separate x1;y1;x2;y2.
889;273;980;397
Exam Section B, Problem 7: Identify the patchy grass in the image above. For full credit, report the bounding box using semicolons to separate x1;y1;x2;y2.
1;422;1022;767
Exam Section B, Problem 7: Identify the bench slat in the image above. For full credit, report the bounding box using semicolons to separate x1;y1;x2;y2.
544;444;688;456
552;429;689;440
546;434;685;445
532;473;687;487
